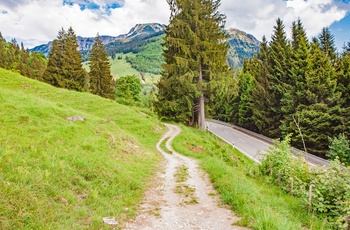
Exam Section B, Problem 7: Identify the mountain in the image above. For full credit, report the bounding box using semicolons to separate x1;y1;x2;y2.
30;23;260;72
227;28;260;68
29;23;165;58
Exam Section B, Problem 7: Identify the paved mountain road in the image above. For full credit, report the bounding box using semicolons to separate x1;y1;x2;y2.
206;120;330;166
206;121;270;163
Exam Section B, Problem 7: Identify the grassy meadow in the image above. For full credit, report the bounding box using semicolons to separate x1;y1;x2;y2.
0;67;330;230
0;68;165;229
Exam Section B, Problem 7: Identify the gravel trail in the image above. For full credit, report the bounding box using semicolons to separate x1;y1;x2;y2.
124;124;248;230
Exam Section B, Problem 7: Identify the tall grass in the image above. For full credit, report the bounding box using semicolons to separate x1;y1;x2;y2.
172;124;328;230
0;68;165;229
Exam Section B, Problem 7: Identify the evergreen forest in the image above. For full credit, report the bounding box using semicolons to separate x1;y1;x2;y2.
225;19;350;159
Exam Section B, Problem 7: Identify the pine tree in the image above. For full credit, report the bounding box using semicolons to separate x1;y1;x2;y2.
43;27;86;91
247;36;271;136
234;72;255;130
287;20;311;144
306;38;337;105
290;19;310;106
63;27;86;91
89;33;114;99
318;27;337;62
155;0;229;129
43;28;67;87
267;18;291;138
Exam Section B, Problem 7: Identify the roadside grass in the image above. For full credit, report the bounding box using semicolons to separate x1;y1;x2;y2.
172;124;328;230
0;68;165;229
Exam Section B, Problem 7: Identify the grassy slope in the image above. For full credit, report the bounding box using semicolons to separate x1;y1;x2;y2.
0;68;165;229
173;125;328;230
83;54;160;82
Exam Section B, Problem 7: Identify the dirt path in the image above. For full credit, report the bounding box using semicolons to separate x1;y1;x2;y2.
124;124;248;230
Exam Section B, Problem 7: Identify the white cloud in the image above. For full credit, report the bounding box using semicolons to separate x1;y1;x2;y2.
0;0;349;48
220;0;348;41
0;0;169;48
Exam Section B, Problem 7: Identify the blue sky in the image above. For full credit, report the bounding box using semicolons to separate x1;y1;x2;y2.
330;12;350;49
0;0;350;51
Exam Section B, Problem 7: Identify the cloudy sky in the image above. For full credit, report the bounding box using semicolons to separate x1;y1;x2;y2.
1;0;350;50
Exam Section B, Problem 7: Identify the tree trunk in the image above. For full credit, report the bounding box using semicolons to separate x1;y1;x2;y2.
198;63;205;130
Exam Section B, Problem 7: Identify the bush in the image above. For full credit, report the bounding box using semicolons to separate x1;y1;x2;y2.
311;160;350;228
260;135;350;229
327;133;350;166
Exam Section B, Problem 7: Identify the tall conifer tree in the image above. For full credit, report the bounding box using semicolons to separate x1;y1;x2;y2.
248;36;272;135
267;18;290;138
318;27;337;62
89;33;114;99
43;27;86;91
63;27;86;91
43;28;66;87
155;0;229;129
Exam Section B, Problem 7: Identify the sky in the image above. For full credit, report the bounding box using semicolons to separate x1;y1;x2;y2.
1;0;350;51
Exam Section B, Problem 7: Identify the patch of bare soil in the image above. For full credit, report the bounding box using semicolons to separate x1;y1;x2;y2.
123;124;249;230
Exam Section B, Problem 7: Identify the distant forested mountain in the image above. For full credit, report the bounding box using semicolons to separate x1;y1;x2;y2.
30;23;260;74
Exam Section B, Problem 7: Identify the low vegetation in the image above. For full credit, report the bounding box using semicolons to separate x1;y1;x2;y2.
172;125;329;229
259;135;350;229
0;68;165;229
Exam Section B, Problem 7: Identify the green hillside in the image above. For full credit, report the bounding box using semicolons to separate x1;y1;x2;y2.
84;53;161;81
0;68;165;229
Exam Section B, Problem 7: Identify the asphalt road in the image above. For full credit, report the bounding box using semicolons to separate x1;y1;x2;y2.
206;121;271;163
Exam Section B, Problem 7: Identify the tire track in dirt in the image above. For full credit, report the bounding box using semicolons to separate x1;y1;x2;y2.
124;124;248;230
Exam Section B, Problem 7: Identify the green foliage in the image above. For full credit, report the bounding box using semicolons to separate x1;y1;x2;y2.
327;134;350;165
311;160;350;228
259;134;350;229
43;27;87;91
234;18;348;157
0;35;47;80
231;72;256;130
0;68;165;229
155;0;231;127
260;135;312;197
124;36;164;75
89;34;115;99
105;31;164;56
115;75;142;105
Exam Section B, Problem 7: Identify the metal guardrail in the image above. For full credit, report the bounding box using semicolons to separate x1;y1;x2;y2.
207;119;330;166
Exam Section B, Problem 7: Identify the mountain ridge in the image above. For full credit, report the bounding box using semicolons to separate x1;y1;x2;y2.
30;23;260;70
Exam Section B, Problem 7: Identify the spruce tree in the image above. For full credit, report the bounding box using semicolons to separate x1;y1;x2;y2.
63;27;86;91
155;0;229;129
89;33;114;99
43;28;66;87
247;36;271;136
267;18;290;138
318;27;337;62
43;27;86;91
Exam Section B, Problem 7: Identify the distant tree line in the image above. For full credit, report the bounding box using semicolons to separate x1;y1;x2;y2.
226;18;350;159
105;32;164;58
0;33;46;80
